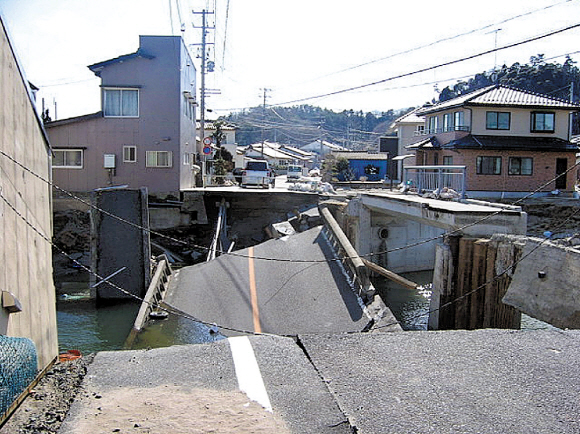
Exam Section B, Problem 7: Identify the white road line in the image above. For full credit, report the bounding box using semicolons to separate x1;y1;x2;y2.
228;336;273;412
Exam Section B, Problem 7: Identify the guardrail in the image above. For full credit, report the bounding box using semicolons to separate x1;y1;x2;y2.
125;255;172;348
403;165;467;199
319;204;373;302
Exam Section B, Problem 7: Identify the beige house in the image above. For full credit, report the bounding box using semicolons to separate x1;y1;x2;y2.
389;107;425;179
0;15;58;380
407;85;580;198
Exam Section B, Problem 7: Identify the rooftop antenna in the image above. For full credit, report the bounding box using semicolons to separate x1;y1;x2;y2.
486;28;502;70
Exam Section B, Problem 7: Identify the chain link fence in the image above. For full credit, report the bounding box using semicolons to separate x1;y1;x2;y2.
0;335;37;417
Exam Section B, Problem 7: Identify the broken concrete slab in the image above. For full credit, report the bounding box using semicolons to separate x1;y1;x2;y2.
501;234;580;329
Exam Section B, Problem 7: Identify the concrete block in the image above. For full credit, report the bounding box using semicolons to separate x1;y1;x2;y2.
502;235;580;329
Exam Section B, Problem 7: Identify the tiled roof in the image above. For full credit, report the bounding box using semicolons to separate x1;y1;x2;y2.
442;135;578;151
469;86;579;108
419;85;580;114
391;107;425;127
405;137;437;149
197;121;236;130
45;112;103;127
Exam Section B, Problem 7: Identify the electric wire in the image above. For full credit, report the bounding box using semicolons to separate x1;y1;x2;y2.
0;183;285;338
282;0;578;88
271;23;580;107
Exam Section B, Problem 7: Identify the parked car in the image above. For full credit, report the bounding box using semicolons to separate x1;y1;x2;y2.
241;159;275;188
287;164;303;180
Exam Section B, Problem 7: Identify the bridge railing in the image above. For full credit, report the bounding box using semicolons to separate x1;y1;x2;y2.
319;204;373;302
125;255;172;348
403;165;467;199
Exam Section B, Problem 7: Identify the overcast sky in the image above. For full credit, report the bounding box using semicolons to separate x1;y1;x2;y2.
1;0;579;120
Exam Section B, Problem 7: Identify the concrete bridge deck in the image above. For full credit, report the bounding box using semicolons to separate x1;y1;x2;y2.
163;226;399;336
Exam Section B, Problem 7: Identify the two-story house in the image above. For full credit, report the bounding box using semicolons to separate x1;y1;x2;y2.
407;85;580;198
46;35;197;194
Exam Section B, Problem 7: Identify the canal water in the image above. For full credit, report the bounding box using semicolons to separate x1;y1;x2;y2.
373;271;434;331
56;279;223;355
57;270;556;354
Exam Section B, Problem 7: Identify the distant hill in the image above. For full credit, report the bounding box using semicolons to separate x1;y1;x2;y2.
220;105;410;149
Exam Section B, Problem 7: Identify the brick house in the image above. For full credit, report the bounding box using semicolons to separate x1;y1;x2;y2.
407;85;580;198
46;35;197;194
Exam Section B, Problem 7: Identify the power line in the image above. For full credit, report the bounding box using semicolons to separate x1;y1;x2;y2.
271;23;580;107
210;47;580;114
281;0;578;89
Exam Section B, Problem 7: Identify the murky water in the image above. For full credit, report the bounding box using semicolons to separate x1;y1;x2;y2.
373;270;434;331
57;298;140;354
57;284;223;354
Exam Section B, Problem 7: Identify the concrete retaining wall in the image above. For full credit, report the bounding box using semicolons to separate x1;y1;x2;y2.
0;18;58;370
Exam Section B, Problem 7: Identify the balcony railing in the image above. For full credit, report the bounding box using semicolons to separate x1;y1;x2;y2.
403;165;467;199
414;125;470;136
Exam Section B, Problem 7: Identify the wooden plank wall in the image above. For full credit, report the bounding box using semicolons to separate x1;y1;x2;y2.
431;235;521;330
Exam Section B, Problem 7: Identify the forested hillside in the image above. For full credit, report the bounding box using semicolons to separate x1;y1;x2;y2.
220;56;580;147
438;55;580;103
221;105;409;148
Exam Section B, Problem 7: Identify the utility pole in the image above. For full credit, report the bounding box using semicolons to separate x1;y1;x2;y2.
192;9;215;186
260;88;270;158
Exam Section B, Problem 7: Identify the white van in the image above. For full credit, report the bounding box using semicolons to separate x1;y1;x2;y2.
287;165;303;180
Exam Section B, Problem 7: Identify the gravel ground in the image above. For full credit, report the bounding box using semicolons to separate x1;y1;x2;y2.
0;355;94;434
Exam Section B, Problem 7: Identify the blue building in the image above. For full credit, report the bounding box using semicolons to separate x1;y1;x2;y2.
332;152;390;181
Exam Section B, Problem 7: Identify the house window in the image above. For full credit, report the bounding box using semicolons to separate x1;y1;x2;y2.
433;154;439;165
531;112;555;132
123;146;137;163
146;151;173;167
183;153;191;165
104;88;139;117
454;111;464;129
443;114;453;132
428;116;438;134
443;156;453;165
476;156;501;175
53;149;83;168
508;157;533;175
486;112;510;130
